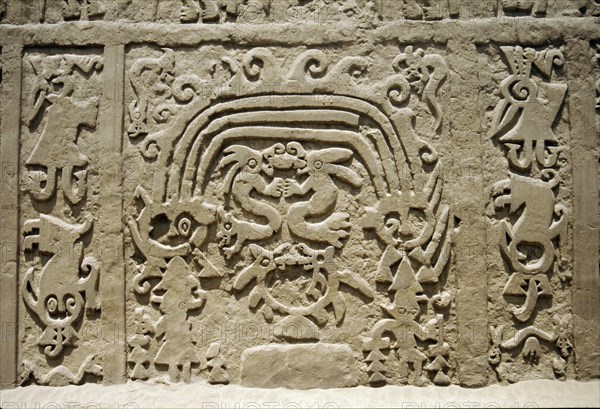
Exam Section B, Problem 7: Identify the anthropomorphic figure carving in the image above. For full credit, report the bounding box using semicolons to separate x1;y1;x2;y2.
128;307;155;380
151;257;205;382
20;354;102;386
364;290;438;386
206;342;229;384
217;144;292;257
22;214;100;357
492;169;566;274
26;54;102;203
363;165;451;285
284;143;363;248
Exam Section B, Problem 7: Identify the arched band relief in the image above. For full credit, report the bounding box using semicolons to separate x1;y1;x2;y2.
191;126;389;199
149;94;428;203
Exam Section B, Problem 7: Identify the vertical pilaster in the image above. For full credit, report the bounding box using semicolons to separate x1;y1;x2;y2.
446;36;489;387
566;37;600;379
0;44;22;389
98;44;127;383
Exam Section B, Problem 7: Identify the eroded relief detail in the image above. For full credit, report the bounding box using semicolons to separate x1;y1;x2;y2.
123;44;454;386
25;54;102;203
20;354;103;386
20;53;103;369
1;0;598;23
488;46;572;382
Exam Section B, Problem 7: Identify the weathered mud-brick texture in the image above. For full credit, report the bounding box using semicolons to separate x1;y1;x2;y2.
0;0;598;390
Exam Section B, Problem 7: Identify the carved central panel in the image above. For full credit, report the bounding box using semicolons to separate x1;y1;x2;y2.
119;44;455;386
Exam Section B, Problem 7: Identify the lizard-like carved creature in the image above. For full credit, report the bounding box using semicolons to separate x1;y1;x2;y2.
284;143;363;248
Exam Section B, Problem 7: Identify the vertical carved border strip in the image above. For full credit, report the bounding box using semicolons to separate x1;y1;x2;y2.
0;44;22;388
566;36;600;379
98;44;127;383
445;36;489;387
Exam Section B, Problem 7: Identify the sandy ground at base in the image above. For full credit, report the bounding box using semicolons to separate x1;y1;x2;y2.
1;379;599;408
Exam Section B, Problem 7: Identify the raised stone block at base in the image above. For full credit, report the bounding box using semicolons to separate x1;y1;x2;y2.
240;344;358;389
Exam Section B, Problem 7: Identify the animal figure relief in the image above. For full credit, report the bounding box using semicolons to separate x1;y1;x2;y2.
20;354;103;386
491;46;566;171
503;272;551;322
491;169;566;275
234;242;373;329
488;314;573;379
26;54;102;203
284;143;363;248
22;214;100;357
217;143;303;257
128;185;217;294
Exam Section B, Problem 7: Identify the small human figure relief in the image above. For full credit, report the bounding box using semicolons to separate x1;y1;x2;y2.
151;256;205;382
206;342;230;384
361;255;449;386
491;169;566;276
20;354;103;386
25;54;103;204
22;213;100;358
424;314;451;386
500;0;547;16
128;307;155;381
362;289;440;386
490;46;566;171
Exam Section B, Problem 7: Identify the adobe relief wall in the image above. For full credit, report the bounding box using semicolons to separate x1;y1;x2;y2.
0;0;598;391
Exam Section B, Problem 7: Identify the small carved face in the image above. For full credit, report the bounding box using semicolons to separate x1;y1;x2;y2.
488;347;501;366
44;292;82;323
366;191;431;249
180;0;200;22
